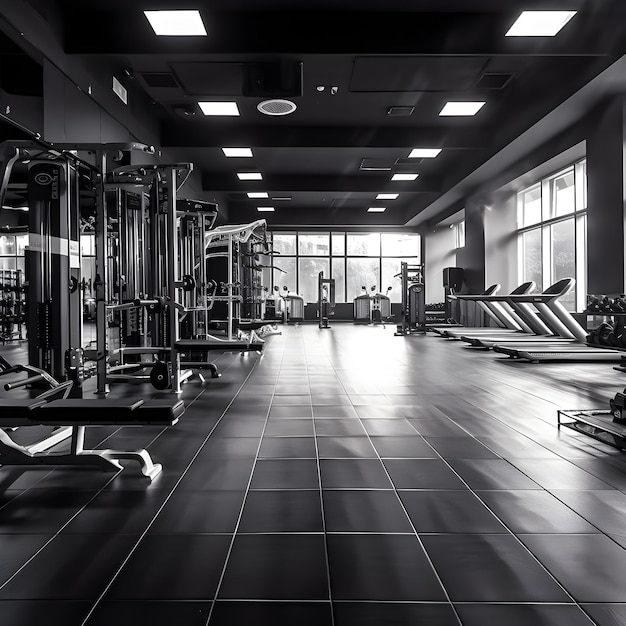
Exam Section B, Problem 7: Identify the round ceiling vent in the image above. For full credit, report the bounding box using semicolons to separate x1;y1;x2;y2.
257;99;297;116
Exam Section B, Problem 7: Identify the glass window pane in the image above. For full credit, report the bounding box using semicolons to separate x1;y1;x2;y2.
15;234;28;256
520;185;542;227
332;233;345;256
80;234;95;256
582;160;587;210
331;258;345;302
298;258;330;302
381;258;413;303
551;170;575;218
298;233;329;256
0;257;16;270
272;233;296;255
551;218;576;311
522;229;542;292
381;233;420;257
273;257;296;294
455;221;465;249
347;258;380;302
347;233;380;256
0;235;15;256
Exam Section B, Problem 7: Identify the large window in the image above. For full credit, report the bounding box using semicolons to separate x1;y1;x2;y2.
269;231;421;303
517;160;586;311
0;234;27;272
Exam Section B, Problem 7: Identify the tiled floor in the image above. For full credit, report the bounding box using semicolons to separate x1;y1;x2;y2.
2;324;626;625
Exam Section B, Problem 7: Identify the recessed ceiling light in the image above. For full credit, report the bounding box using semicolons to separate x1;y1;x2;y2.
376;193;399;200
506;11;576;37
222;147;253;157
237;172;263;180
257;207;275;212
408;149;442;158
439;101;485;116
272;196;292;201
198;101;239;116
367;207;386;213
391;173;419;181
144;10;207;36
247;192;268;198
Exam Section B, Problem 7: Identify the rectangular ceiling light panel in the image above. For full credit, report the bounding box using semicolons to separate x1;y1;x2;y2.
257;207;275;212
368;207;386;212
144;10;207;36
237;172;263;180
506;11;576;36
247;192;268;198
199;102;239;116
391;173;419;181
439;101;485;116
408;149;441;158
222;147;253;157
376;193;399;200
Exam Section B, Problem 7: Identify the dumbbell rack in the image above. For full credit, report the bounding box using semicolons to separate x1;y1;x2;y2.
557;409;626;451
0;269;26;344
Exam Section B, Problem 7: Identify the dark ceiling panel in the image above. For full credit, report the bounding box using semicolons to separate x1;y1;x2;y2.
170;62;245;95
350;56;489;92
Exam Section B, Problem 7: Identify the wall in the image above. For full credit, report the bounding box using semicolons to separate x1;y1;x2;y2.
483;190;518;292
423;225;456;304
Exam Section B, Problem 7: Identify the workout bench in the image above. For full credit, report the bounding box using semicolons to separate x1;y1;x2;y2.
0;397;185;480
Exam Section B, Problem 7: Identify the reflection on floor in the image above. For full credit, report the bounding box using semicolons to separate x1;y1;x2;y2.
1;323;626;625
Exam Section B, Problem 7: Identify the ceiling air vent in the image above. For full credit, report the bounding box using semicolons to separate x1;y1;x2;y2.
257;99;297;116
140;72;180;88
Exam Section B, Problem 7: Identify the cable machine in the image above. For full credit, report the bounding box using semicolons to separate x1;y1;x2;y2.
318;271;335;328
395;261;426;335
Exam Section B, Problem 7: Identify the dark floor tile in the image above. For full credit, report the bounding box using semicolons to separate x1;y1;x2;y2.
548;490;626;536
314;419;365;436
268;405;313;419
573;458;626;491
0;534;138;600
581;604;626;626
209;601;332;625
86;601;211;626
264;419;315;436
384;459;467;489
422;534;571;602
455;603;597;626
149;491;245;533
218;534;328;600
447;459;541;489
476;435;561;459
519;534;626;602
400;490;507;533
210;419;266;438
310;395;351;406
334;602;459;626
258;436;317;458
327;534;446;601
251;459;320;489
62;490;168;534
477;491;600;534
0;601;91;626
317;437;377;458
510;460;615;490
239;490;323;532
323;489;413;532
362;419;421;436
271;395;312;406
178;458;255;491
0;490;96;533
197;437;260;459
320;459;392;489
20;468;116;491
424;436;500;459
107;535;231;600
312;405;358;418
370;435;437;458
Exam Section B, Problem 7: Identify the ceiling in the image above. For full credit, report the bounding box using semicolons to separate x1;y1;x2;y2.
6;0;626;229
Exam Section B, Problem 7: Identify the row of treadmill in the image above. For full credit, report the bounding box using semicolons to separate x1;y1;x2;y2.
429;277;626;363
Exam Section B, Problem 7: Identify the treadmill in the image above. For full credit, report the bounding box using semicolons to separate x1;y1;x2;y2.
433;282;534;339
459;278;581;348
489;280;624;361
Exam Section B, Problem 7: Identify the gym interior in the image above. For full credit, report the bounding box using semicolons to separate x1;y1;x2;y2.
1;2;626;625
